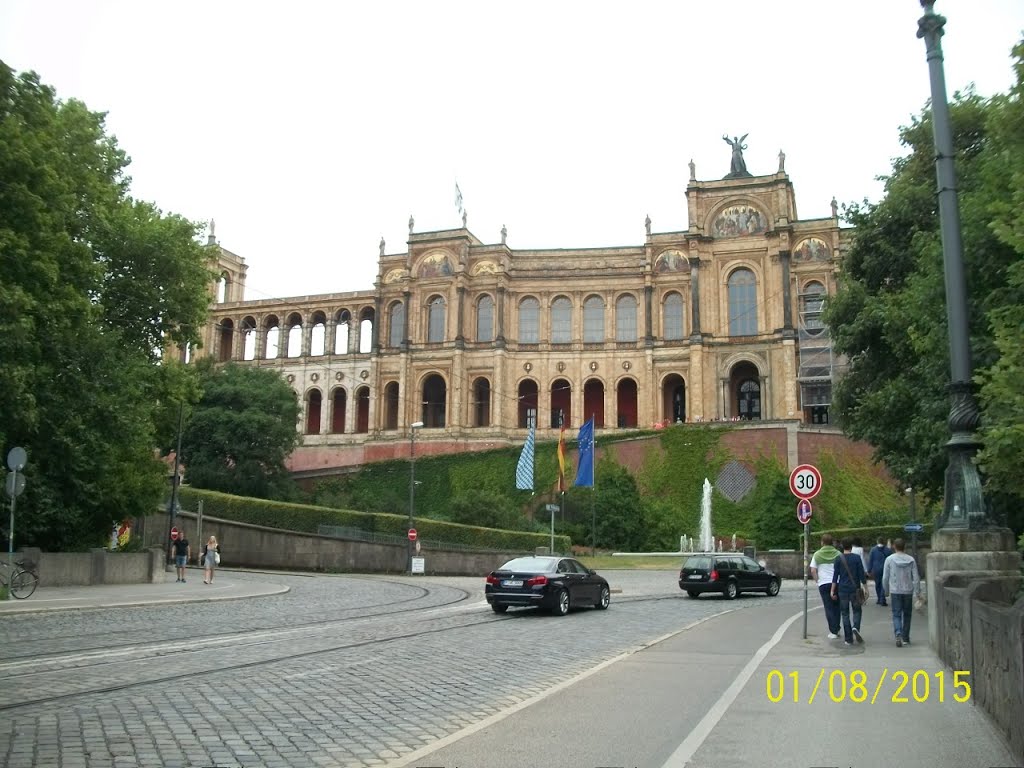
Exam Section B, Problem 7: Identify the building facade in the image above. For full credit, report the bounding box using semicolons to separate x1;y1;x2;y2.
194;163;850;475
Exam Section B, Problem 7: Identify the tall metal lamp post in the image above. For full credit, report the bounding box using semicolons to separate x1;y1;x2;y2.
916;0;994;530
408;421;424;573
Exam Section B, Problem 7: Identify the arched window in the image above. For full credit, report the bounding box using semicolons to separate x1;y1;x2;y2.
800;281;826;337
728;269;757;336
216;273;228;303
389;302;405;348
663;292;685;340
310;313;327;356
427;296;446;343
583;296;604;343
551;297;572;343
476;295;494;342
616;294;637;342
334;310;351;354
518;297;539;343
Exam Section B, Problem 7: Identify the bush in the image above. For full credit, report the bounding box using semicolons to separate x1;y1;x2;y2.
178;486;570;552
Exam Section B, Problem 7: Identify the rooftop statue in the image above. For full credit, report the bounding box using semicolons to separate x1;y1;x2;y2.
723;134;752;178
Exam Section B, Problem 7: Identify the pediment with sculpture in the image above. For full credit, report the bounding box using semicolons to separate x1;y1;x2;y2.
654;250;690;274
471;259;499;276
793;237;831;262
383;268;408;284
417;251;453;278
711;205;768;239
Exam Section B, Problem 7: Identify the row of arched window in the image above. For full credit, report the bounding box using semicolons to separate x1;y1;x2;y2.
216;275;827;362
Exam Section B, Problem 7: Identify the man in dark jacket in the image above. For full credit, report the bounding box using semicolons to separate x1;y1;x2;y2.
866;537;893;605
831;539;868;645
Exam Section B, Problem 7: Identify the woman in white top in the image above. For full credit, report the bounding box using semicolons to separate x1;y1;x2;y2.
851;537;865;564
202;535;219;584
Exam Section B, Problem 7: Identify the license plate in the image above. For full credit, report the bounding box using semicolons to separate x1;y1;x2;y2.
688;574;703;580
502;580;523;587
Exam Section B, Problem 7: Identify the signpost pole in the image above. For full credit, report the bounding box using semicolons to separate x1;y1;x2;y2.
803;521;809;640
7;469;17;601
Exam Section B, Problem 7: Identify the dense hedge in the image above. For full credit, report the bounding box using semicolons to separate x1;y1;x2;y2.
802;524;934;551
177;486;571;552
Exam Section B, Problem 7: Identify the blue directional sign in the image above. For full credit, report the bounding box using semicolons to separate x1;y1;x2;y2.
796;499;813;525
904;523;924;533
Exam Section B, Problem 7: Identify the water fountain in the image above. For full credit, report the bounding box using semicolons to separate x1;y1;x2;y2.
699;478;714;553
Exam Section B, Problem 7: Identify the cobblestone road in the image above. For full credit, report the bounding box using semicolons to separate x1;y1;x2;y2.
0;570;801;768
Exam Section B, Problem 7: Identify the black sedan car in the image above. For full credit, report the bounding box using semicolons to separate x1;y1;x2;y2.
678;553;781;599
485;556;611;615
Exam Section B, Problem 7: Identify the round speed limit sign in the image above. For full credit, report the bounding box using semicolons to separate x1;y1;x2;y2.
789;464;822;500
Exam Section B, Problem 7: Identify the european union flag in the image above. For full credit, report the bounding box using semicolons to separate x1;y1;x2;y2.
574;418;595;487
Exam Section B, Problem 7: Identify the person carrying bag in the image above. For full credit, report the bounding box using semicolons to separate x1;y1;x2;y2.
830;538;868;645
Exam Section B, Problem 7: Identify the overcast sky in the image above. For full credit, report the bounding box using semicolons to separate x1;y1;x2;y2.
2;1;1022;302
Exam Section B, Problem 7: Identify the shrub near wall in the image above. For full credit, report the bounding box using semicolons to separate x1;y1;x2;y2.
177;487;571;552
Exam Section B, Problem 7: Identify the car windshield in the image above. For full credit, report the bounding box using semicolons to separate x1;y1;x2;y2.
683;556;712;570
497;557;556;573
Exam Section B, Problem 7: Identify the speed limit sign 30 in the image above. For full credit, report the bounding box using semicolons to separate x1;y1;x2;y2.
789;464;822;500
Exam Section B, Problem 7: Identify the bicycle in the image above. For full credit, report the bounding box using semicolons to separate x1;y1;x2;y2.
0;557;39;599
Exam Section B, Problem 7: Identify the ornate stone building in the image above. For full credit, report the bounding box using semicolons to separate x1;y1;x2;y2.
194;158;850;475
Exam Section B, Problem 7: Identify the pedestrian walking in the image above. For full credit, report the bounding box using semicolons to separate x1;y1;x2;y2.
831;539;868;646
851;536;865;564
866;536;892;605
881;538;921;647
170;534;190;583
809;534;842;639
201;535;220;584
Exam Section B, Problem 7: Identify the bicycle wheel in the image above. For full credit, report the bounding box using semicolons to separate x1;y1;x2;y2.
10;569;38;599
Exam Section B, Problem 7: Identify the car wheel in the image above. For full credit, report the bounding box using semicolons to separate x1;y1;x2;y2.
491;603;509;614
766;578;780;597
551;588;570;616
687;590;700;599
595;585;610;610
724;581;738;600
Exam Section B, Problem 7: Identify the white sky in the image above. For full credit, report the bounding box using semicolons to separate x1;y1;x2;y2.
2;1;1022;302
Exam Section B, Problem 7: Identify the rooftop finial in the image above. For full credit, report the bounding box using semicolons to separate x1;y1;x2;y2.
207;219;216;246
408;214;414;234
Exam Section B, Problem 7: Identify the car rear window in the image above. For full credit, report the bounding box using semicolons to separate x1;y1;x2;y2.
683;556;712;570
498;557;555;572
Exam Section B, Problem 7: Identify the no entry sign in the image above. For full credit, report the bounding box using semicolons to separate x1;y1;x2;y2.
408;528;417;541
170;526;180;541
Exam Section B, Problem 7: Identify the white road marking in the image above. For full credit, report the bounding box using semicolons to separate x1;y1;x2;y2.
380;607;742;768
660;608;807;768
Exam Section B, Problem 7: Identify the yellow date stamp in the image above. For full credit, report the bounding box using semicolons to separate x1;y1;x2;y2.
765;669;971;703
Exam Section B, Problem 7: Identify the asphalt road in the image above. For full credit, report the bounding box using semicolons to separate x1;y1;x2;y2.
0;570;1017;768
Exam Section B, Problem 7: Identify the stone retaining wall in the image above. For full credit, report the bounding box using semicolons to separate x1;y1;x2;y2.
17;547;165;586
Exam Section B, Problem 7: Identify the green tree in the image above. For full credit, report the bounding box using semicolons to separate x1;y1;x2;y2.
181;362;301;500
0;64;212;550
447;489;531;531
825;67;1023;525
592;460;645;550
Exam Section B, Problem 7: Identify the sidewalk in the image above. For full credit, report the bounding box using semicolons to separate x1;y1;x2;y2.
0;565;289;614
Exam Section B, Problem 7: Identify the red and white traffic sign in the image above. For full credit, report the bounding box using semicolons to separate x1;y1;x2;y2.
408;528;417;541
797;499;813;525
170;526;180;541
789;464;822;500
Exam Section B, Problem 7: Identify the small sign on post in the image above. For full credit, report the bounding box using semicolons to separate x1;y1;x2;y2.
789;464;822;500
797;499;813;525
904;523;924;533
170;526;180;541
411;556;425;574
407;528;417;541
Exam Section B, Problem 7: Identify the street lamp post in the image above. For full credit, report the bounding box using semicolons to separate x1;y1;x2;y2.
916;1;993;530
408;421;423;574
166;402;184;568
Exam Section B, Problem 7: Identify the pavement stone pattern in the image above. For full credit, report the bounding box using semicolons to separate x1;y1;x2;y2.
0;570;800;768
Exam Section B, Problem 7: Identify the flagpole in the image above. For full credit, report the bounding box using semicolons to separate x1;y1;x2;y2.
590;413;596;557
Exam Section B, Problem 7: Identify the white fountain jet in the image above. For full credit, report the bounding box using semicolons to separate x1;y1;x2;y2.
699;478;714;553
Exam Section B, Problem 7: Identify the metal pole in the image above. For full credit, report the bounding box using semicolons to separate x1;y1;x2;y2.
408;429;416;575
6;470;16;601
802;522;809;640
917;0;989;529
550;503;555;555
166;402;184;567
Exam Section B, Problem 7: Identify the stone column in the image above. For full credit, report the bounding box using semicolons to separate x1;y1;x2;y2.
644;285;654;346
495;286;507;348
301;323;312;357
372;298;382;354
402;291;411;350
254;322;266;361
688;257;702;339
779;250;793;331
326;318;336;356
455;285;466;349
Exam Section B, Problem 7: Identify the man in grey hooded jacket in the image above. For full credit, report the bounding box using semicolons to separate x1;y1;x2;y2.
881;538;921;647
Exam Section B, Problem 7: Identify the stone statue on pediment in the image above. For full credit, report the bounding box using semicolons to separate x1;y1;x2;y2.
408;215;415;234
501;224;507;244
379;237;385;256
723;134;751;178
645;214;651;236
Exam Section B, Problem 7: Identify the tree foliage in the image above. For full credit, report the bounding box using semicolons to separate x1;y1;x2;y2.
180;362;301;500
0;64;213;550
825;46;1024;533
